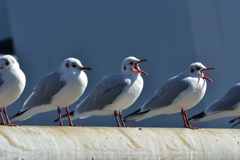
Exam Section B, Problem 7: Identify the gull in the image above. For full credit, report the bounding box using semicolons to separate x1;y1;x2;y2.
10;57;92;126
54;56;148;127
188;83;240;128
0;55;26;126
124;62;214;129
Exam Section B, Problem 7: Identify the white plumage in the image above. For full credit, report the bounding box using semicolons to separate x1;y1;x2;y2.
56;56;148;127
189;83;240;128
124;62;214;129
0;55;26;126
10;57;91;125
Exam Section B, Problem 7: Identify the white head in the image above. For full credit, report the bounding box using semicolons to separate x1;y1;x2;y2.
121;56;148;76
0;55;19;73
187;62;214;82
59;57;92;73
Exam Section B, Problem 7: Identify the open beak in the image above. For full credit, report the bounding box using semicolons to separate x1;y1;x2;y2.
200;68;215;82
134;59;148;76
80;67;92;71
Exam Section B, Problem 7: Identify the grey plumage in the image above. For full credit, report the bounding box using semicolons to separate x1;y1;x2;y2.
189;83;240;124
10;57;92;123
124;75;189;121
74;74;128;115
142;76;189;111
123;62;214;126
21;72;66;111
204;84;240;115
0;74;4;88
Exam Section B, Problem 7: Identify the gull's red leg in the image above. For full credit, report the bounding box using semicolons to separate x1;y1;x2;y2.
65;106;84;127
58;107;63;126
66;106;73;126
119;111;126;127
3;107;20;126
183;110;201;130
0;110;5;125
119;111;136;127
114;111;121;127
181;108;188;128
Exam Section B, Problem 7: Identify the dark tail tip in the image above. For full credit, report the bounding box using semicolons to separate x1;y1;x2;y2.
229;117;240;128
231;122;240;128
123;109;150;122
188;111;206;121
69;111;74;116
9;109;28;120
53;111;74;122
123;109;141;122
53;118;59;122
229;117;240;123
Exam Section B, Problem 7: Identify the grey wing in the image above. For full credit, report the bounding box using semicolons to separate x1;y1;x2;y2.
75;74;128;114
205;83;240;115
141;76;189;111
22;72;66;110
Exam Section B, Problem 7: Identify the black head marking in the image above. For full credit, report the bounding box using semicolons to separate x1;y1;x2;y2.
196;66;201;70
124;66;126;70
72;63;77;68
66;62;69;68
5;60;9;66
129;62;133;65
190;67;194;73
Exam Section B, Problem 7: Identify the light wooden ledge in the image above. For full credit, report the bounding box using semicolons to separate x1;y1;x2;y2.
0;126;239;159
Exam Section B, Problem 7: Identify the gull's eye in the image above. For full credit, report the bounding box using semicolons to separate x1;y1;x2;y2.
72;63;77;68
196;67;200;70
129;62;133;65
5;60;9;65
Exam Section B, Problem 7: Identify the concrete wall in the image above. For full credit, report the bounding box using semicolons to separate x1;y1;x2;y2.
1;0;240;128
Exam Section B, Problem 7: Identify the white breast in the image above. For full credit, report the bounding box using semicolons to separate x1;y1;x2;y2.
164;77;207;114
51;71;88;107
0;68;26;108
103;74;143;113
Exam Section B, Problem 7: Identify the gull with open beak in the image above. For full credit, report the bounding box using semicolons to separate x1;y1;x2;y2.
54;56;148;127
124;62;214;129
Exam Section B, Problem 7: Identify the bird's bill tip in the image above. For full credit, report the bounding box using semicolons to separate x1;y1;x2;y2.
139;59;148;62
201;67;215;82
141;71;148;76
134;59;148;76
203;67;215;71
202;76;213;82
80;67;92;71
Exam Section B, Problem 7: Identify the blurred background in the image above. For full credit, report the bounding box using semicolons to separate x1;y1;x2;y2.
0;0;239;128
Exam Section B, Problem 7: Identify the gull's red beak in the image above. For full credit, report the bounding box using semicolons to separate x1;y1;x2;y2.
200;68;215;82
134;59;148;76
80;67;92;71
